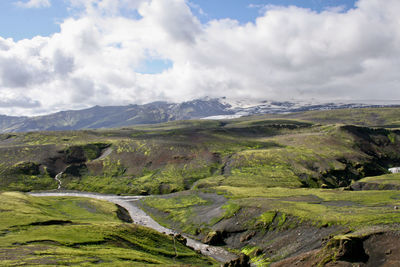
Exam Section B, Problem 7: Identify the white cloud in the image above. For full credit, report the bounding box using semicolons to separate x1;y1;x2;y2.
188;1;206;16
16;0;51;8
1;0;400;116
323;5;347;13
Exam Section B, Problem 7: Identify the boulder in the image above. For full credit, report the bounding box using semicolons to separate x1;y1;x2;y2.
116;204;133;223
240;231;256;243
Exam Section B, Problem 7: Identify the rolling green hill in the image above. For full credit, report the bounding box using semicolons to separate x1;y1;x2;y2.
1;108;400;194
0;192;216;266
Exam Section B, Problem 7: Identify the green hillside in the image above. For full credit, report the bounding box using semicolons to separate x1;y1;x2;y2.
1;108;400;194
0;192;216;266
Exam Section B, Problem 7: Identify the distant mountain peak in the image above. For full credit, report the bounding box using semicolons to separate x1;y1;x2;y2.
0;98;398;133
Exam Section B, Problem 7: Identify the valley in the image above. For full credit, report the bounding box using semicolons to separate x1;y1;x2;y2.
1;107;400;266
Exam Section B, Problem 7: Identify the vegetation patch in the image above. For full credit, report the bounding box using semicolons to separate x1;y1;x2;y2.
241;246;270;267
257;211;277;227
142;194;210;234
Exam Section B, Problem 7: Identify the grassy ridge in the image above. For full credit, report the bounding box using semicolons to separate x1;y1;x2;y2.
0;192;217;266
0;118;316;194
355;173;400;186
3;111;400;194
220;187;400;227
142;187;400;231
268;107;400;128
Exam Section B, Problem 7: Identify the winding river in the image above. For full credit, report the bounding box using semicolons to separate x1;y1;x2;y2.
29;191;237;263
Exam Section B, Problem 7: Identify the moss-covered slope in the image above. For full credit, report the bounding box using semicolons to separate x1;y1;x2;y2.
0;192;216;266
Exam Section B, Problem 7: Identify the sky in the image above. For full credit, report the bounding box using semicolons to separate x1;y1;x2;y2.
0;0;399;116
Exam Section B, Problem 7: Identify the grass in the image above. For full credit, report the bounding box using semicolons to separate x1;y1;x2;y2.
4;174;57;192
223;148;306;188
356;173;400;186
142;185;400;242
257;211;277;227
209;202;242;225
142;194;210;234
221;202;241;219
61;159;221;195
0;192;217;266
241;245;271;267
273;107;400;128
214;186;400;228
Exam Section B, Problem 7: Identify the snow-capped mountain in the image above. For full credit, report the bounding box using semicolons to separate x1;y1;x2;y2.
0;97;398;133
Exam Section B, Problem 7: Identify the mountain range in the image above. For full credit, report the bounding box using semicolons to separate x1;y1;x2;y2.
0;97;397;132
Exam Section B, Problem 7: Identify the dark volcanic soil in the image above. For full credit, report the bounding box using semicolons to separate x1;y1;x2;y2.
271;230;400;267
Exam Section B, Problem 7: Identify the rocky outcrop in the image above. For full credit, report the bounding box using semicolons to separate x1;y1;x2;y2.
202;230;226;246
326;236;369;263
239;231;256;243
43;143;110;177
222;253;250;267
116;204;133;223
272;230;400;267
174;234;187;246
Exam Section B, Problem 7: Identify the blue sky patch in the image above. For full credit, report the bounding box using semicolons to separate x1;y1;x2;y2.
189;0;356;24
0;1;69;40
136;58;173;74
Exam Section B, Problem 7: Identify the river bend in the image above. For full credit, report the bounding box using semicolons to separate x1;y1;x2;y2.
29;191;237;263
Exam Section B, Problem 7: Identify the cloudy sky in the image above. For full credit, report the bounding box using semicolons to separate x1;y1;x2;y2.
0;0;399;116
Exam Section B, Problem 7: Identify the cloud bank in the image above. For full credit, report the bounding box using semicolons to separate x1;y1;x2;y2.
1;0;400;115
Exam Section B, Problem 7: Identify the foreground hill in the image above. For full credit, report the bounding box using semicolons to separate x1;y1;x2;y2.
0;192;216;266
1;107;400;266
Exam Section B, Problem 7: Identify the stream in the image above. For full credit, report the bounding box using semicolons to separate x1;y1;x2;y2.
29;191;238;263
54;173;63;190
